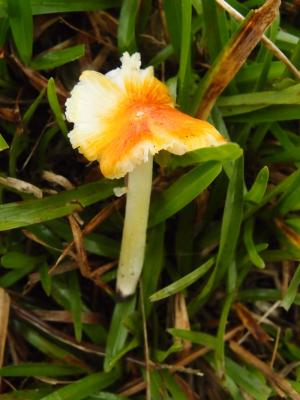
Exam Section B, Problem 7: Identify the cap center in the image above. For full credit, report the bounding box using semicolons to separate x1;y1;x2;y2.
135;110;145;118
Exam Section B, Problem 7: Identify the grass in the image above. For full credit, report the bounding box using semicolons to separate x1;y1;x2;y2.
0;0;300;398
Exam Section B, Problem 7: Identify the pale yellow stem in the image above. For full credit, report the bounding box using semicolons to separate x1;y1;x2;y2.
116;155;153;298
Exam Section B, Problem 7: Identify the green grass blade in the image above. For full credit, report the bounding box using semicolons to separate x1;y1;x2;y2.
1;251;42;269
0;134;9;151
36;126;59;168
40;370;120;400
238;288;299;303
286;38;300;76
30;45;85;70
243;219;265;268
282;263;300;311
226;358;271;400
15;322;86;366
7;0;33;64
23;88;46;125
149;258;214;302
149;369;166;400
175;204;195;274
244;166;269;204
254;17;279;91
47;77;68;136
104;296;136;372
46;220;119;259
188;261;218;315
154;343;183;363
163;0;181;56
188;157;244;314
245;167;300;219
68;271;83;342
0;0;121;17
168;143;242;169
0;363;84;377
38;262;52;296
149;161;222;226
215;292;234;374
0;264;35;287
117;0;139;53
228;104;300;123
0;180;115;231
237;61;284;87
217;83;300;110
147;45;174;68
0;17;9;47
177;0;192;109
0;389;51;399
216;156;244;280
202;0;223;61
142;223;165;317
168;328;216;348
161;370;188;399
9;130;26;177
278;186;300;215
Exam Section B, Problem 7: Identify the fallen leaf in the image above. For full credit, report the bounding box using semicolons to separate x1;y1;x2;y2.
0;289;10;367
174;293;192;353
195;0;281;119
234;302;271;343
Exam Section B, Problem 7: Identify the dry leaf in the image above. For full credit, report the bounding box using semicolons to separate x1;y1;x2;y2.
32;309;102;324
0;107;19;123
275;218;300;247
196;0;281;119
174;293;192;353
0;289;10;367
234;302;271;343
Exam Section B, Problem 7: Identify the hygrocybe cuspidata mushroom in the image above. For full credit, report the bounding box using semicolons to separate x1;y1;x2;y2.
66;52;226;298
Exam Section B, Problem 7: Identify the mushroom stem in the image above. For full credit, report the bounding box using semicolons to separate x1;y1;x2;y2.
116;155;153;298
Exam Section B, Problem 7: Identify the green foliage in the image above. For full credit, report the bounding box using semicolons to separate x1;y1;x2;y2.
7;0;33;64
0;180;116;231
150;258;214;302
149;161;222;226
40;370;120;400
104;296;137;372
31;45;85;70
47;77;68;136
117;0;139;53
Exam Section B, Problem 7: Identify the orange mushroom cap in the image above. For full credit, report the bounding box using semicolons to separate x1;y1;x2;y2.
65;52;226;179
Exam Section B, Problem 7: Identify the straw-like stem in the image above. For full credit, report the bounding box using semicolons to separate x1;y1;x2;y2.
116;155;153;298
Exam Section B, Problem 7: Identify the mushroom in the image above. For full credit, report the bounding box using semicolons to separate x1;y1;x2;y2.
65;52;226;298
